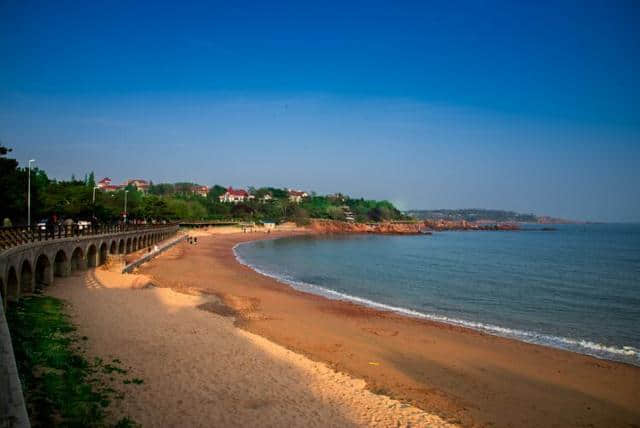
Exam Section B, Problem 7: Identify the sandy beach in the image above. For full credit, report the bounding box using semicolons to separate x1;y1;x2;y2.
44;229;640;427
132;230;640;428
46;236;452;427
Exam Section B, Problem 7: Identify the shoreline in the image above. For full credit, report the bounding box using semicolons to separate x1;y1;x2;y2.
232;237;639;366
44;247;450;427
137;229;640;427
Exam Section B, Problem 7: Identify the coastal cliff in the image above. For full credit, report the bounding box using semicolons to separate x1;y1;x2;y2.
309;219;519;234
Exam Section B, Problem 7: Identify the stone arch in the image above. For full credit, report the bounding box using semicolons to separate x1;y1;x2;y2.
7;266;18;300
126;237;132;253
54;249;69;277
35;253;53;290
20;259;33;293
0;277;5;301
118;239;125;254
132;237;138;252
87;244;98;268
99;242;108;265
71;247;85;273
110;240;117;254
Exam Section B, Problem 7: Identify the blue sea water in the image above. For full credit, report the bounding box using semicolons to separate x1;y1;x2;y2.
233;224;640;365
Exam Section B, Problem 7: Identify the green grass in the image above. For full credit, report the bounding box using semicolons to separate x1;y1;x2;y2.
6;296;139;427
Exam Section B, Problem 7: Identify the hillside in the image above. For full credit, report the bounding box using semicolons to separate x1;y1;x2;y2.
405;209;539;223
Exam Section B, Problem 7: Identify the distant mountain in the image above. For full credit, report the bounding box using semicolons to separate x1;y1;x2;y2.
404;209;562;223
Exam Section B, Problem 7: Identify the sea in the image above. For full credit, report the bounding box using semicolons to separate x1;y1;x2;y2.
233;224;640;366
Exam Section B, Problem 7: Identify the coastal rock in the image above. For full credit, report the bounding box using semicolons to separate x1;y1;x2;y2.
310;220;423;235
309;219;519;235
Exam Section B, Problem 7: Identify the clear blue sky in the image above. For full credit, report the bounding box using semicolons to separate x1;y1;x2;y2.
1;0;638;221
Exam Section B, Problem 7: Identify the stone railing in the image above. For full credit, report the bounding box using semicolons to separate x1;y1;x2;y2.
0;223;177;252
122;234;187;273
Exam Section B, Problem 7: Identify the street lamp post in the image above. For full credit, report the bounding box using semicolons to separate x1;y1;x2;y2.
124;190;129;223
91;186;100;231
27;159;36;227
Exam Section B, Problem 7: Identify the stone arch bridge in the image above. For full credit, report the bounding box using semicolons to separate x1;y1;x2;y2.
0;224;179;305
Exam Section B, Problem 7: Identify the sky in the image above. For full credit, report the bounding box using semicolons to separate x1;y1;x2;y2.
1;0;639;221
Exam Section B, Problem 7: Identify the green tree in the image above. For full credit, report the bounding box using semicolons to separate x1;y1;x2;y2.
149;183;175;196
0;146;50;224
207;185;227;201
268;187;288;199
87;171;96;188
326;205;346;220
0;145;22;223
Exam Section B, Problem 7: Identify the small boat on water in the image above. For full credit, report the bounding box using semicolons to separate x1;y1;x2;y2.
419;229;432;235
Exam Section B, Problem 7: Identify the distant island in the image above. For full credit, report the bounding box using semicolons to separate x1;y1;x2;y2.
405;209;576;224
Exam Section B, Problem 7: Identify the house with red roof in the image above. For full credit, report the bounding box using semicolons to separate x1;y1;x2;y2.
219;187;250;203
124;179;150;193
98;177;152;193
97;177;122;192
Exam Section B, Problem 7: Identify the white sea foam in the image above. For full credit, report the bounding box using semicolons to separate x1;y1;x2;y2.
233;242;640;365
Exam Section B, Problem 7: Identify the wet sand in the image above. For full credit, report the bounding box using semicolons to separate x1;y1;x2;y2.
137;231;640;427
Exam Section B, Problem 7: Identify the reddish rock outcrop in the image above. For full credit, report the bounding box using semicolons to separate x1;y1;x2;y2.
310;220;423;234
309;219;519;235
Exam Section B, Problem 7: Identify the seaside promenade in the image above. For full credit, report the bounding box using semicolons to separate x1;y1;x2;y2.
0;223;178;303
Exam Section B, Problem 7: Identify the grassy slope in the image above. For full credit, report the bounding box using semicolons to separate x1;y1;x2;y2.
6;296;138;427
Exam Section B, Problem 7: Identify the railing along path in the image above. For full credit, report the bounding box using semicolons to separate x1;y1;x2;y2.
0;223;176;251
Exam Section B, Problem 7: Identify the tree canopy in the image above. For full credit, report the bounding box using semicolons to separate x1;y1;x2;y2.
0;145;406;225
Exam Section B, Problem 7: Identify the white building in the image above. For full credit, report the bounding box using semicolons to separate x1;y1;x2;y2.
219;187;249;203
288;189;308;203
